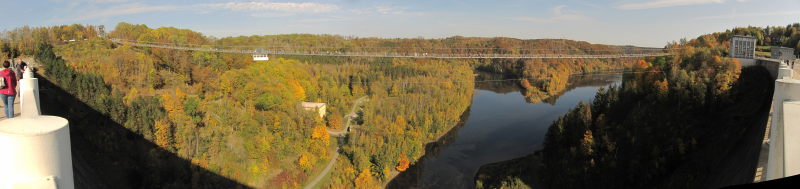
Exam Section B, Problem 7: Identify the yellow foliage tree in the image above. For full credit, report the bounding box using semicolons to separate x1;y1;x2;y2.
391;115;407;134
175;87;186;100
289;80;306;101
162;88;186;115
354;168;377;189
327;111;343;130
389;84;401;96
123;87;139;106
298;153;313;171
311;125;331;157
312;125;330;146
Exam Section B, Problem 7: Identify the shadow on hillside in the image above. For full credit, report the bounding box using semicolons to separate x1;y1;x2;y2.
35;73;250;189
661;66;774;188
386;107;472;189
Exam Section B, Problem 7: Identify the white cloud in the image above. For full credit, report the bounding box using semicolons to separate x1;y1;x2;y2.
513;5;590;23
206;1;339;13
695;9;800;20
350;5;425;17
59;1;341;22
88;0;126;3
617;0;729;10
71;3;181;21
249;12;295;18
294;16;359;23
375;6;406;15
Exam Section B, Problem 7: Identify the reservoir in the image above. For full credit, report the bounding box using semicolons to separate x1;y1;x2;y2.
388;73;622;188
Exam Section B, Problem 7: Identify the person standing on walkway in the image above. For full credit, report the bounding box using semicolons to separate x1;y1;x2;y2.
1;61;18;118
16;60;26;79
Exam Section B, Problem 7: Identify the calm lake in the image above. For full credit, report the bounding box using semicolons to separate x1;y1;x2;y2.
388;73;622;188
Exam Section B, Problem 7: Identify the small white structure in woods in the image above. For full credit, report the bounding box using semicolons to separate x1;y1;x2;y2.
253;48;269;61
0;70;74;189
301;102;327;118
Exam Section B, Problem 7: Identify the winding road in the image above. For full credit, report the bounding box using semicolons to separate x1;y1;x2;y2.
304;96;368;189
327;96;368;136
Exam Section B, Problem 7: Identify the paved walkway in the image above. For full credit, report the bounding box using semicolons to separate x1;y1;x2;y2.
0;83;22;120
754;105;772;182
327;96;368;136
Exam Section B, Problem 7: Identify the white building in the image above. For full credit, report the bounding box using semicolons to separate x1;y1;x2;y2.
301;102;326;118
730;35;756;59
772;46;797;61
253;48;269;61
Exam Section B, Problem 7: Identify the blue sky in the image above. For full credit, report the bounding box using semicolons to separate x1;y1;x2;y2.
3;0;800;47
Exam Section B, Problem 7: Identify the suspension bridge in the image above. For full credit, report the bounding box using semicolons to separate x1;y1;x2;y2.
110;38;672;59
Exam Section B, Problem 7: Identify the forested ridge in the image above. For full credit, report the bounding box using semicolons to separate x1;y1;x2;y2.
473;24;798;188
212;33;639;104
2;22;648;188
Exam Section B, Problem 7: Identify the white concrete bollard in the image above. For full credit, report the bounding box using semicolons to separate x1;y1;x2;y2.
19;71;41;117
0;72;73;189
779;67;794;80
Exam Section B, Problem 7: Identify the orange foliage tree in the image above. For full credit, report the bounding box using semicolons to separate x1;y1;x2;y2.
154;118;173;149
633;59;651;71
396;155;410;171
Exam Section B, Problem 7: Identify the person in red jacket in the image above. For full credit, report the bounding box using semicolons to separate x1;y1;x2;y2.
1;60;18;118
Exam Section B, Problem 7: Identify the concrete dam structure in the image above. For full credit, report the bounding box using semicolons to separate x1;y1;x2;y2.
749;57;800;181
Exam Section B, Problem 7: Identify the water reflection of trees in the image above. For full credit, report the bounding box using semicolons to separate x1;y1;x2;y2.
475;71;622;105
474;71;521;94
387;72;621;188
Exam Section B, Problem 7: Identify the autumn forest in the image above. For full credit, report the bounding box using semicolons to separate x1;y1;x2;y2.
2;22;798;188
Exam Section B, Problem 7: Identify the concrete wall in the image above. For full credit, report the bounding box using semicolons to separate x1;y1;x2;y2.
756;58;784;79
739;58;758;67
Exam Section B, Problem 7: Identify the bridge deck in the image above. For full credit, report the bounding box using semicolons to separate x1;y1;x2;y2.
111;38;672;59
